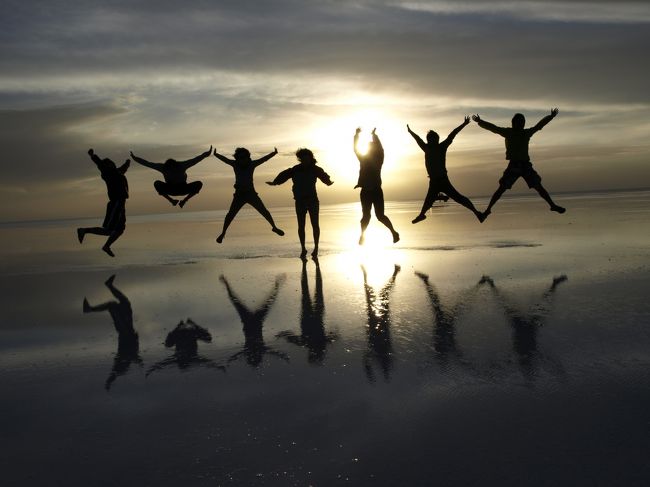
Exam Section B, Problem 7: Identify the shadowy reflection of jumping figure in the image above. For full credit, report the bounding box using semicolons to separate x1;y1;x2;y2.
407;117;484;224
214;147;284;243
276;260;337;365
354;128;400;245
146;319;224;375
130;146;212;208
83;275;141;390
361;264;400;382
267;148;333;259
473;109;565;219
221;274;288;368
76;149;129;257
479;275;567;383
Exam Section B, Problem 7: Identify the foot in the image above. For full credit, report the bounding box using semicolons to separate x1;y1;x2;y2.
102;245;115;257
480;209;491;222
392;231;400;244
272;227;285;236
358;233;365;245
411;214;426;224
82;298;91;313
178;199;187;208
170;199;179;206
77;228;85;244
216;234;224;244
105;274;116;286
550;205;566;214
477;211;487;223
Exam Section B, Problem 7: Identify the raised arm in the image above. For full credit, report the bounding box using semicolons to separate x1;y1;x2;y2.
371;128;384;157
529;108;559;135
87;148;103;167
444;116;470;145
213;150;235;166
407;124;427;152
180;145;213;169
129;151;164;171
118;159;130;174
266;167;294;186
353;127;363;158
472;114;507;136
253;147;278;167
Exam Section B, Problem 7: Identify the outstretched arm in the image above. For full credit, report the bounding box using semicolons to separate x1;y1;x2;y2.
266;167;294;186
407;124;427;152
180;145;213;169
472;114;507;136
213;150;235;166
87;148;103;167
530;108;559;135
444;116;470;145
129;151;164;171
253;147;278;167
118;159;130;174
316;166;334;186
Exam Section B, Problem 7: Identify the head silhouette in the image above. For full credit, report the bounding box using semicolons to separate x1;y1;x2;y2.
103;159;117;169
296;148;316;165
164;159;177;167
426;130;440;145
234;147;250;163
512;113;526;129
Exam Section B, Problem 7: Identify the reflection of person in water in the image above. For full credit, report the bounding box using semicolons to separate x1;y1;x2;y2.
214;147;284;243
267;148;333;259
276;260;337;365
82;274;141;390
76;149;130;257
361;264;400;382
221;274;288;368
479;275;567;382
146;319;224;375
130;146;212;208
407;117;484;224
354;128;400;245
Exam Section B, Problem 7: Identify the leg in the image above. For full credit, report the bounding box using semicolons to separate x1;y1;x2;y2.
217;196;246;243
413;185;437;224
248;194;284;236
178;181;203;208
308;202;320;257
295;202;308;258
444;182;484;222
101;201;126;256
154;180;179;206
532;183;565;213
359;190;373;245
102;227;124;257
373;190;400;243
483;184;508;219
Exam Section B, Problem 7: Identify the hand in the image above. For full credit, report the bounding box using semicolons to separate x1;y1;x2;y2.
326;180;334;186
124;159;131;165
129;151;135;158
273;147;278;154
406;124;411;131
472;114;481;122
206;145;213;154
463;115;470;124
371;127;376;135
88;148;94;155
266;181;275;186
355;127;361;135
551;108;559;117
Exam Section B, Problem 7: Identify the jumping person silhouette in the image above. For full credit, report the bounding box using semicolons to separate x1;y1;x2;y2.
267;148;333;259
473;109;565;219
130;146;212;208
214;147;284;243
354;128;399;245
76;149;129;257
407;117;484;223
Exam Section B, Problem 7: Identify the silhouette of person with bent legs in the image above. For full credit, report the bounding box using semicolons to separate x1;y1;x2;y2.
407;117;484;223
214;147;284;243
221;274;288;368
276;259;338;365
82;274;141;390
146;319;224;375
354;128;400;245
361;264;400;382
77;149;129;257
473;109;565;219
267;148;333;259
130;146;212;208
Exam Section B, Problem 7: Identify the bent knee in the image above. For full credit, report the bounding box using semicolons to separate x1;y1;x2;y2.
154;180;166;193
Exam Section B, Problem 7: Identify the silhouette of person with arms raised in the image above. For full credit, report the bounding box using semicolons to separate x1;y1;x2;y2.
76;149;129;257
354;128;400;245
220;274;288;368
407;117;485;223
82;275;141;390
276;260;337;365
130;146;212;208
361;264;400;382
214;147;285;243
267;148;333;259
146;319;224;375
473;109;565;219
479;275;567;383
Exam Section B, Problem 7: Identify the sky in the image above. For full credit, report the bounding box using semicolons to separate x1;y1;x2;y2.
1;0;648;221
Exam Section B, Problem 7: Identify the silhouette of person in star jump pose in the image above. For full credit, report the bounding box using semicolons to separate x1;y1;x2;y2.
407;117;484;224
473;109;566;219
76;149;129;257
267;148;333;259
214;147;285;243
353;128;399;245
130;146;212;208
